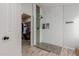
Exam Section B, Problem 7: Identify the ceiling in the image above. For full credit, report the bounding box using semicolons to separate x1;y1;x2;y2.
37;3;78;8
37;3;63;8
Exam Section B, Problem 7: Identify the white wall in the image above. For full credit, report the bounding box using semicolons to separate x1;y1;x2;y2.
32;3;37;45
39;4;63;47
21;3;32;16
39;4;79;49
64;4;79;49
21;3;35;46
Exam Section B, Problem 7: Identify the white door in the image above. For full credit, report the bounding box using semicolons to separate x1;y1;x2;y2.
0;4;21;56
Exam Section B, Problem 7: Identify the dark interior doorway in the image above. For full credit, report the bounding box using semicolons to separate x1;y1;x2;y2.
22;13;31;45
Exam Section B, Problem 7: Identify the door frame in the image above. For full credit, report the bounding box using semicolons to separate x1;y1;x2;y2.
21;4;36;46
31;3;37;46
22;3;40;46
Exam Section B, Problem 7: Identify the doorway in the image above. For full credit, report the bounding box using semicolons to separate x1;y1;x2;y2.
22;13;31;47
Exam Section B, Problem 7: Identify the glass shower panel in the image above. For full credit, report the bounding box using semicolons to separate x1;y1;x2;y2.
63;4;79;56
35;3;64;56
36;5;40;44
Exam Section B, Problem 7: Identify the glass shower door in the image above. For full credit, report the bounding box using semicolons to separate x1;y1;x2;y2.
36;5;40;44
63;4;79;56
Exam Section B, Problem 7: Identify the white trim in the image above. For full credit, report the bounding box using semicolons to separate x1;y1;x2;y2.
31;3;35;46
30;16;33;46
34;3;36;45
30;3;37;46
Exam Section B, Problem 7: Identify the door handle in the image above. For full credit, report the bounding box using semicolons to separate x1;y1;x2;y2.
37;27;39;30
3;36;9;40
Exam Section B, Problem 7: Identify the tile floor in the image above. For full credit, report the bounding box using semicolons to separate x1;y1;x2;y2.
22;40;76;56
